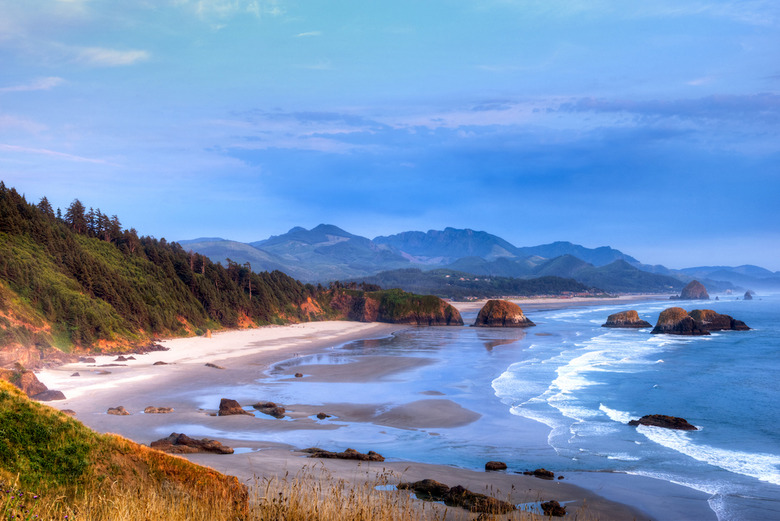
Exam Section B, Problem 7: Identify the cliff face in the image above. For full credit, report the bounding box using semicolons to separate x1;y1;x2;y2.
652;307;750;335
473;300;536;327
602;310;651;328
328;289;463;326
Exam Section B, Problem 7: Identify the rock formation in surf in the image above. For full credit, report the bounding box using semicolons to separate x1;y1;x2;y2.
601;310;652;328
150;432;234;454
628;414;697;431
671;280;709;300
473;300;535;328
651;307;750;335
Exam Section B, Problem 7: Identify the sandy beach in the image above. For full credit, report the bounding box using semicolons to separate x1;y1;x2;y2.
36;299;688;520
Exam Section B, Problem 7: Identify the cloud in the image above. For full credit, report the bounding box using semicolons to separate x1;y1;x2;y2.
76;47;149;66
295;31;321;38
0;115;48;133
0;143;115;165
0;77;65;93
174;0;285;20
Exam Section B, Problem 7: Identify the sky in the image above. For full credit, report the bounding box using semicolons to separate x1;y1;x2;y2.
1;0;779;270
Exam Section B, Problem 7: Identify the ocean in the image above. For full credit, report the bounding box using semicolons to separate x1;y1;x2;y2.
192;296;780;520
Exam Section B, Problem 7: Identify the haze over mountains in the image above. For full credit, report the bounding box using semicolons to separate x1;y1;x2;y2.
179;225;780;296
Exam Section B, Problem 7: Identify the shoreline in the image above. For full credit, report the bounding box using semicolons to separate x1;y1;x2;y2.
36;297;708;521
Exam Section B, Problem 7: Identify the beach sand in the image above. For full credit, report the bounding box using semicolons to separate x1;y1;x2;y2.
36;301;693;520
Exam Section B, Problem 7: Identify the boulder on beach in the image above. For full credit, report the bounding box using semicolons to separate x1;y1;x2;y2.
218;398;253;416
107;406;130;416
651;307;709;335
144;406;174;414
541;500;567;517
302;447;384;462
150;432;233;454
672;280;709;300
484;461;507;471
32;390;66;401
523;468;555;480
398;479;514;514
252;401;286;418
602;310;652;328
473;300;535;328
205;362;225;369
316;412;331;420
628;414;697;430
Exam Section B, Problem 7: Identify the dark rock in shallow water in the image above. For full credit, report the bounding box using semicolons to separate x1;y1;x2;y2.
485;461;507;471
205;362;225;369
651;307;709;335
474;300;535;328
316;412;331;420
107;406;130;415
218;398;253;416
150;432;233;454
252;401;286;418
541;500;567;517
523;468;555;480
628;414;697;430
744;291;753;300
602;310;652;328
302;447;384;462
144;406;174;414
398;479;514;514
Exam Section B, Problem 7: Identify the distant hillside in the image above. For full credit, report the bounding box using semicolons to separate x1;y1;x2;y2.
350;268;599;300
515;241;640;266
373;227;521;263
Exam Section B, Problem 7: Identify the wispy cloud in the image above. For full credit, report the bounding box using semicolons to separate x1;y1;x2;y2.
295;31;321;38
0;143;115;165
0;77;65;93
0;115;48;133
174;0;285;20
76;47;149;66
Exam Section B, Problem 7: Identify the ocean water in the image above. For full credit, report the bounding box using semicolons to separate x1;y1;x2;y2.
187;296;779;520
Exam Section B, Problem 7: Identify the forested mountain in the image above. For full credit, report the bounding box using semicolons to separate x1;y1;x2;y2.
373;227;522;263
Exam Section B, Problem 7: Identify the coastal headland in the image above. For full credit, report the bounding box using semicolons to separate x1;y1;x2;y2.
37;295;703;521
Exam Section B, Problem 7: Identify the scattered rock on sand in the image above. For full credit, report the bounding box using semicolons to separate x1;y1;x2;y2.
32;390;66;401
473;300;536;328
153;361;168;365
252;401;286;418
150;432;233;454
294;372;304;378
302;447;385;462
218;398;253;416
205;362;225;369
398;479;514;514
485;461;507;471
601;310;652;328
316;412;331;420
144;406;174;414
541;500;567;517
523;468;555;480
107;406;130;415
78;356;96;363
70;372;80;377
628;414;698;431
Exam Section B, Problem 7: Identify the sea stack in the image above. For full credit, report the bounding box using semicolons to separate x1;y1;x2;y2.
651;307;709;335
688;309;750;331
602;310;652;328
474;300;535;327
672;280;709;300
744;291;753;301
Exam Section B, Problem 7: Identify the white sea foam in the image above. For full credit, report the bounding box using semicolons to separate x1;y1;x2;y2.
637;425;780;486
599;403;634;424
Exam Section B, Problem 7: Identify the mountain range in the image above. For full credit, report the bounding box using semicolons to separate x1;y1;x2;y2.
180;224;780;295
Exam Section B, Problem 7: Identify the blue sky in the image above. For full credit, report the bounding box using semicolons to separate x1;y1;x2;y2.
1;0;779;270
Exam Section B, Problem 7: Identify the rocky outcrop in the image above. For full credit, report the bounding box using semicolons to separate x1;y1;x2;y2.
328;289;463;326
302;447;385;462
672;280;709;300
397;479;514;514
473;300;535;328
150;432;234;454
523;468;555;480
651;307;709;335
252;401;286;418
541;500;567;517
107;406;130;415
0;369;65;400
744;291;753;300
218;398;253;416
316;412;331;420
652;307;749;335
144;406;174;414
602;310;651;328
628;414;697;431
484;461;507;471
688;309;750;331
32;390;66;401
205;362;225;369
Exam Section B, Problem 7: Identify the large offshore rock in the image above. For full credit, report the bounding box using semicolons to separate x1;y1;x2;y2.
628;414;698;431
602;310;651;328
672;280;709;300
651;307;709;335
473;300;535;328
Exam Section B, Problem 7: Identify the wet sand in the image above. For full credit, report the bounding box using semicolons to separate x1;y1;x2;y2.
36;309;696;521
